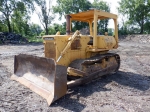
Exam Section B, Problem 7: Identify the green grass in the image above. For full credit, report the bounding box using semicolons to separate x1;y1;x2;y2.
27;36;43;43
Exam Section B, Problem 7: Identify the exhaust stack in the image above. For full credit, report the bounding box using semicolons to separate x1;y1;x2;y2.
66;15;71;35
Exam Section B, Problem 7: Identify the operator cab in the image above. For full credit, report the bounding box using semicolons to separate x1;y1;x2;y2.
66;9;118;51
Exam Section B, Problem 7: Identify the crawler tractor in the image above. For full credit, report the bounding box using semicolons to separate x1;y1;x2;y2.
11;9;120;105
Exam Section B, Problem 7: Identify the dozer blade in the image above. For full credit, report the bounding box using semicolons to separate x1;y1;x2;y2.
11;54;67;105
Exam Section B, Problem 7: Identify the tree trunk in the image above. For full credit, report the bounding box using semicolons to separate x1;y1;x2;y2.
140;13;144;34
6;17;12;32
45;23;48;35
140;22;144;34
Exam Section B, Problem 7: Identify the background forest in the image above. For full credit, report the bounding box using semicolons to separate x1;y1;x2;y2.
0;0;150;42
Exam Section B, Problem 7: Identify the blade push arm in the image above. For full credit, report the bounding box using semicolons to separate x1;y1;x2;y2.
57;30;80;62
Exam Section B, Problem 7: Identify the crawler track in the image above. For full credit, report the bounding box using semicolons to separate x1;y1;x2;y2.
67;53;120;88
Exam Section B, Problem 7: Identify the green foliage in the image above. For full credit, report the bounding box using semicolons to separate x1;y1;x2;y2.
27;36;43;43
37;0;54;35
11;9;30;35
0;20;7;32
30;24;43;36
118;25;128;35
53;0;91;19
53;0;92;30
0;0;43;42
144;22;150;34
108;28;113;36
40;31;46;36
118;0;150;34
48;23;66;35
52;23;66;34
53;0;110;33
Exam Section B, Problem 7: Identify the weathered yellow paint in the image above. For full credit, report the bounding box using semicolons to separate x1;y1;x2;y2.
43;9;118;67
43;34;90;66
97;36;116;49
93;12;98;48
70;9;118;50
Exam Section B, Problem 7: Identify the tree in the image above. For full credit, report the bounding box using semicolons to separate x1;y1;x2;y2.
53;23;66;34
0;14;7;32
0;0;41;33
53;0;91;19
37;0;53;35
108;28;113;36
118;0;150;34
144;22;150;34
11;2;29;34
0;0;15;32
53;0;92;30
47;23;66;35
30;23;42;36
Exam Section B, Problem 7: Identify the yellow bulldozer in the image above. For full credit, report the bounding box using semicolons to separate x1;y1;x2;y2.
11;9;120;105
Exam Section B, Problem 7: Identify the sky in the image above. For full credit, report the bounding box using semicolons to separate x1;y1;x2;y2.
31;0;120;28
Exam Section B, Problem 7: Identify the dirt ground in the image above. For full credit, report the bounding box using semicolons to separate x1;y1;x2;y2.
0;36;150;112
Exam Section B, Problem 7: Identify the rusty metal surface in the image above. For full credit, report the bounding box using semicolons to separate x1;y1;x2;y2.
82;53;119;74
67;53;120;88
53;65;67;102
66;15;71;35
45;42;56;60
67;67;88;77
67;58;118;88
69;53;120;72
11;54;67;106
71;39;81;50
